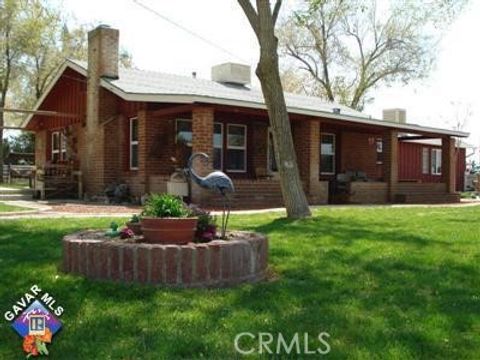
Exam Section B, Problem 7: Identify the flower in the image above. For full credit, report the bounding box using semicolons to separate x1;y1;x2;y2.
119;227;135;239
23;335;37;354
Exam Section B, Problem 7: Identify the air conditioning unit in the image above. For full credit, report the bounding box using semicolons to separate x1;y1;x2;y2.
211;63;251;85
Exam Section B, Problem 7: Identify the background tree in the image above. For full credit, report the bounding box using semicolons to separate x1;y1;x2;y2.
1;0;133;182
238;0;311;218
0;0;30;182
279;0;468;111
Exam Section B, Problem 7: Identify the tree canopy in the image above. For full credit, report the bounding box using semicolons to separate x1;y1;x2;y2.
279;0;468;110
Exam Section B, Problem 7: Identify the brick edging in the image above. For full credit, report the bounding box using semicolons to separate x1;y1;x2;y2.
63;231;268;288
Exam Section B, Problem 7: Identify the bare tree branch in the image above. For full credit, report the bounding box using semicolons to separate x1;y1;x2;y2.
237;0;259;38
272;0;282;26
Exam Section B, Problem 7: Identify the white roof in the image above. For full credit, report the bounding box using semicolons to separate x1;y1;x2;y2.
26;59;469;138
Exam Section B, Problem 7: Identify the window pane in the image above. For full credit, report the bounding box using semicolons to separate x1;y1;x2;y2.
214;123;222;148
213;148;222;170
431;149;442;175
228;125;246;147
176;120;192;146
320;134;335;174
131;144;139;168
52;133;59;151
52;153;60;163
321;134;334;155
227;149;245;171
422;148;429;174
321;155;334;174
131;119;138;142
376;139;383;163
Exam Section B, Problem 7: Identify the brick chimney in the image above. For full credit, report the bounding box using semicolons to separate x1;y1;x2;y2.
87;25;119;127
84;25;119;196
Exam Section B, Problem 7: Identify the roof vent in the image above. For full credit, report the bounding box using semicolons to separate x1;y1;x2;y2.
383;108;406;124
211;63;251;85
332;107;341;114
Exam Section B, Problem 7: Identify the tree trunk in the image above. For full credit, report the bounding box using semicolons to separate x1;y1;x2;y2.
239;0;311;218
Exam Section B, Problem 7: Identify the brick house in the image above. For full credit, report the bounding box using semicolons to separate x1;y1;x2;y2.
25;26;468;208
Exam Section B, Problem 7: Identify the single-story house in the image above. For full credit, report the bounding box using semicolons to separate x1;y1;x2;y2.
24;26;468;208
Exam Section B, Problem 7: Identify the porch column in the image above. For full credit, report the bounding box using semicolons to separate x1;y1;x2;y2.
442;136;456;193
384;130;399;202
191;106;214;205
34;130;47;167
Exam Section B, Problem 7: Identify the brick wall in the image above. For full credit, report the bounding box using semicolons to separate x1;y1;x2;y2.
340;131;382;180
63;230;268;287
191;107;214;205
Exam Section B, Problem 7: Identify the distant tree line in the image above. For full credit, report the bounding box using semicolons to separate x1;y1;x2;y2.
0;0;132;181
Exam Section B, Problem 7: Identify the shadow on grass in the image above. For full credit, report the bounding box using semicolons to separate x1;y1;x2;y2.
0;212;479;358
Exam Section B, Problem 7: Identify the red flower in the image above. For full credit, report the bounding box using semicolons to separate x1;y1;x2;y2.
22;335;37;355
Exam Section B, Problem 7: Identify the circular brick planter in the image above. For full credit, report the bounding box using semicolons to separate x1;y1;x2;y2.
62;230;268;287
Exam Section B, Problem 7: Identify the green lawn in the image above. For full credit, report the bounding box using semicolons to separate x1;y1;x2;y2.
0;206;479;359
0;202;28;213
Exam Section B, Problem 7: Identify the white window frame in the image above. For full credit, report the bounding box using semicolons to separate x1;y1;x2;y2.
431;148;442;175
129;117;139;170
422;147;430;175
267;127;278;174
175;118;193;147
51;131;60;161
320;133;336;175
226;124;247;173
213;122;223;170
376;138;383;164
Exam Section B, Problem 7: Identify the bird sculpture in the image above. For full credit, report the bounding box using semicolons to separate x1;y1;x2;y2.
185;152;235;239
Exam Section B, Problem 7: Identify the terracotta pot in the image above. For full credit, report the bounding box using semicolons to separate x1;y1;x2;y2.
126;222;142;236
140;217;198;244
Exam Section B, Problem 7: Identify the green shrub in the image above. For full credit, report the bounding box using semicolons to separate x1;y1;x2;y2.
141;193;190;218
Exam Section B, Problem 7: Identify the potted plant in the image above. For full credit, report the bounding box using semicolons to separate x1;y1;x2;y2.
140;193;197;244
126;214;142;235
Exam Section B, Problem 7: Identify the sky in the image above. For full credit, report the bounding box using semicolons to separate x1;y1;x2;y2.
58;0;479;160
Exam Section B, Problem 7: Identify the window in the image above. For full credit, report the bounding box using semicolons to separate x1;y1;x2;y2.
51;132;60;162
431;148;442;175
60;133;67;161
226;124;247;172
376;138;383;164
130;117;139;170
267;128;278;173
176;119;192;147
320;133;335;175
213;123;223;170
422;147;430;175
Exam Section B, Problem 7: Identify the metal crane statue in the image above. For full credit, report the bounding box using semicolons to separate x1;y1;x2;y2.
185;152;235;239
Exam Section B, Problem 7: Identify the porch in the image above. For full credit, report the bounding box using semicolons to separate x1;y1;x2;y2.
31;103;461;207
128;105;460;208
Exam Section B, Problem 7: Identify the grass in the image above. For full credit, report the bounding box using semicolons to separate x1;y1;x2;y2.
0;206;479;358
0;202;28;213
0;181;30;190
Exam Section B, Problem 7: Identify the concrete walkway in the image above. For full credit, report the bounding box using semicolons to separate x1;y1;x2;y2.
0;197;479;219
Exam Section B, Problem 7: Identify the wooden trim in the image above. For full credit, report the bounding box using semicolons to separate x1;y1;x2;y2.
148;104;194;118
0;107;80;118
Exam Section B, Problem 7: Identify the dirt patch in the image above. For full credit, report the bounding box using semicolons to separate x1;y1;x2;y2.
47;202;141;214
